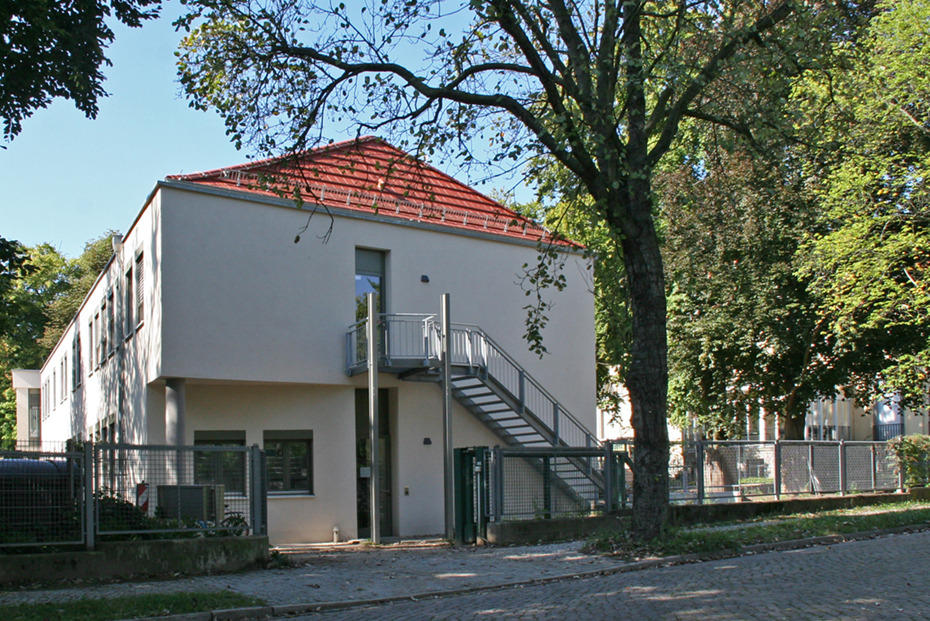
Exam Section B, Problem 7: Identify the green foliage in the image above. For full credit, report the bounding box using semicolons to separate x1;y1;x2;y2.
795;0;930;410
39;233;118;352
0;233;116;447
0;0;161;142
660;145;831;439
0;592;265;621
888;434;930;488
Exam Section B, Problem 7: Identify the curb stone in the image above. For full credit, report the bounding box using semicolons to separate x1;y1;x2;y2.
125;523;930;620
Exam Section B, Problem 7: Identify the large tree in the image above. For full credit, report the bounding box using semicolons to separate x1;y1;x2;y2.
176;0;864;537
795;0;930;411
0;0;161;141
661;142;836;439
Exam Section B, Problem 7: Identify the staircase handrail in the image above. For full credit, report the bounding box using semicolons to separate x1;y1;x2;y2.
347;314;598;448
452;323;598;448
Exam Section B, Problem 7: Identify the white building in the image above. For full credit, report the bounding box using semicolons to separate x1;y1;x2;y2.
19;137;596;543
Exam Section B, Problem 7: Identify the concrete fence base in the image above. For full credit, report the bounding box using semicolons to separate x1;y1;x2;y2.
0;535;269;587
486;491;919;545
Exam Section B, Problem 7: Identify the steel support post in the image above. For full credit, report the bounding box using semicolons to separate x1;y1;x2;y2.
366;292;381;544
441;293;455;540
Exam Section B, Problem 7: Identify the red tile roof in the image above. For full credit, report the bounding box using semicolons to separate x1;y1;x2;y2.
166;136;578;248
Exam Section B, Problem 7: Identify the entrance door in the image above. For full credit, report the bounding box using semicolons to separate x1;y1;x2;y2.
355;388;392;538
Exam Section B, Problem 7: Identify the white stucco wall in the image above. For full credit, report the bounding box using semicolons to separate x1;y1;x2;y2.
183;382;356;544
157;184;596;427
38;195;162;445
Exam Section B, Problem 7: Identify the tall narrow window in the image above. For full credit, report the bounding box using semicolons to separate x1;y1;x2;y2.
124;267;133;337
135;252;144;326
106;290;114;355
88;319;94;372
355;248;386;321
99;301;107;363
73;333;82;388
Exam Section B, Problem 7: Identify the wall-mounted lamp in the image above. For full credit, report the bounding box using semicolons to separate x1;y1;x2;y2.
423;437;432;445
420;275;430;283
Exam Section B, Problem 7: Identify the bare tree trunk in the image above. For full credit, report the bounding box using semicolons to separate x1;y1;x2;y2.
620;213;670;539
781;413;806;440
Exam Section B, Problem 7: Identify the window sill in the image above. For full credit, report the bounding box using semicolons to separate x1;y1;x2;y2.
268;492;316;498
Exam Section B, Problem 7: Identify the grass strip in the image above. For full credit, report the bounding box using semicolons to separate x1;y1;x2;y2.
0;590;265;621
586;501;930;560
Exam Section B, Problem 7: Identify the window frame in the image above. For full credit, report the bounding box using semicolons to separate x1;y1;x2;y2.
134;252;144;329
264;430;314;495
194;430;248;495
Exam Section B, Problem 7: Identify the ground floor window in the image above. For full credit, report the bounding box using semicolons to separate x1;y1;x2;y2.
264;430;313;494
194;430;246;494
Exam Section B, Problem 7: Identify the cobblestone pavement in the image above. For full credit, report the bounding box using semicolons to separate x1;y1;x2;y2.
296;531;930;620
0;541;622;606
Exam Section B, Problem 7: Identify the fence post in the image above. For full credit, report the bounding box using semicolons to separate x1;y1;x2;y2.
870;444;877;491
603;443;614;513
619;453;627;510
249;444;265;536
542;456;552;518
696;440;705;505
774;440;782;500
492;446;503;522
808;443;815;495
518;371;526;414
839;440;847;495
84;442;95;551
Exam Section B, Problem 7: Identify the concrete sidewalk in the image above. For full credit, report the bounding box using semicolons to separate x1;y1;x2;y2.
0;540;627;609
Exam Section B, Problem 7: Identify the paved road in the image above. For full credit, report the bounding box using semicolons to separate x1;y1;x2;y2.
298;531;930;620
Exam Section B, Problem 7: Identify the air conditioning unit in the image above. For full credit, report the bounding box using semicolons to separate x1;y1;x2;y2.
156;484;225;522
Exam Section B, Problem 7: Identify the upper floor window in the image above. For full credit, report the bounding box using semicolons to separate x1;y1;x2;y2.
87;318;94;372
124;267;133;337
134;252;144;327
72;333;82;388
355;248;385;321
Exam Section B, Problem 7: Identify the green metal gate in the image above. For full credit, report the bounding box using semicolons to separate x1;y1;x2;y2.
453;447;490;544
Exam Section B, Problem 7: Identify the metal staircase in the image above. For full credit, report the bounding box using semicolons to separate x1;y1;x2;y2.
346;314;604;507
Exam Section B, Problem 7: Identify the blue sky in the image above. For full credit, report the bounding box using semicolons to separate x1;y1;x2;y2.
0;3;250;257
1;2;523;258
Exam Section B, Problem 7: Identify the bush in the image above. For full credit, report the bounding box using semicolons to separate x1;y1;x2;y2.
888;434;930;488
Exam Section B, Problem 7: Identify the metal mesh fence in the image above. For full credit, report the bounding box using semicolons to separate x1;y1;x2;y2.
491;448;613;521
605;439;902;506
0;442;263;549
701;442;777;502
0;448;85;547
95;444;254;537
